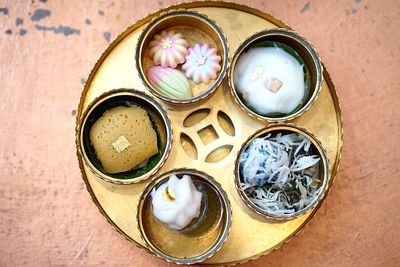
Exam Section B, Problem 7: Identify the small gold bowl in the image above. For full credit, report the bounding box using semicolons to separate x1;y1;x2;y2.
228;29;323;122
136;10;229;104
137;168;232;264
76;89;172;184
234;124;330;220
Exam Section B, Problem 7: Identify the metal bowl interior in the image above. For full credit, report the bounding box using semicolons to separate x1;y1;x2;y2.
234;124;330;220
228;29;323;122
136;10;229;104
137;168;232;265
77;89;172;184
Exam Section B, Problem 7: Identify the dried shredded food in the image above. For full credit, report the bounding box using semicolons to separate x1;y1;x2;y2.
239;133;321;215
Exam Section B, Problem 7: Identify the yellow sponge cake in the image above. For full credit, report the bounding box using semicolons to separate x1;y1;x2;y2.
89;105;158;173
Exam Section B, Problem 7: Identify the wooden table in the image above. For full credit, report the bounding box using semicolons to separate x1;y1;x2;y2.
1;0;399;266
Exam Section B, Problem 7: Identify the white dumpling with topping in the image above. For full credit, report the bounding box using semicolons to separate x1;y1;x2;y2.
151;174;202;230
234;46;305;115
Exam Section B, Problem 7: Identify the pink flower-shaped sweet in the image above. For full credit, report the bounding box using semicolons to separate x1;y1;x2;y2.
149;31;189;68
182;43;221;84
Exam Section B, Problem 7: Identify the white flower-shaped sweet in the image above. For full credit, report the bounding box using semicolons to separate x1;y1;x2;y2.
149;31;189;68
182;43;221;84
151;175;202;230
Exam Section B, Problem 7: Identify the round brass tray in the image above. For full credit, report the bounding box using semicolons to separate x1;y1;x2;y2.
75;1;343;265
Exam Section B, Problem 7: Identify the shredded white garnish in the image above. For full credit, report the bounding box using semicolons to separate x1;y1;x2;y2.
239;133;321;215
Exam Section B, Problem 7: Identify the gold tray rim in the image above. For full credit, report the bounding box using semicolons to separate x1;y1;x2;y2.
74;1;344;265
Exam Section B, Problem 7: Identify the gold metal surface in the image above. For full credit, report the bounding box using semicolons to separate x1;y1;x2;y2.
136;10;229;104
228;29;323;122
234;124;331;220
75;1;343;265
137;168;232;265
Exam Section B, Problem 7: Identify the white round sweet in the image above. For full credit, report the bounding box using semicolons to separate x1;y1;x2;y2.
151;174;202;230
234;46;305;115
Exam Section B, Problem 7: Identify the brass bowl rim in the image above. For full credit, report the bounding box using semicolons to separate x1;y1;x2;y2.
135;9;229;105
76;88;173;185
234;123;331;220
136;168;232;265
228;28;323;123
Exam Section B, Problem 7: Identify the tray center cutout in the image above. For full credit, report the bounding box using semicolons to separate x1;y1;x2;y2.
181;108;236;163
198;125;218;145
183;108;211;127
206;145;233;163
180;133;198;160
217;111;235;136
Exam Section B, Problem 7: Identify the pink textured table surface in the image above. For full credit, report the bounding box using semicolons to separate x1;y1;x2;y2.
1;0;399;266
